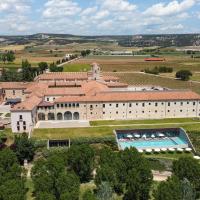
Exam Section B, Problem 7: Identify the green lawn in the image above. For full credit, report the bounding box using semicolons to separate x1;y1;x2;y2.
63;63;91;72
90;118;200;126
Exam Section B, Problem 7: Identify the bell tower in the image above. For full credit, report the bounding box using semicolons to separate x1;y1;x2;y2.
91;63;102;80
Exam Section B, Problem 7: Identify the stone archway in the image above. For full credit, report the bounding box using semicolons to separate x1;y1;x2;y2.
73;112;80;120
48;113;55;120
57;113;63;120
38;113;45;121
64;111;72;120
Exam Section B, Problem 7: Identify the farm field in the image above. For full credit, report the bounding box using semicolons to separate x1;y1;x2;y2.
104;72;200;94
75;55;200;72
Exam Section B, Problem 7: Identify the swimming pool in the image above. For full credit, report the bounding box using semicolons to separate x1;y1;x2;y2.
118;137;188;150
115;128;192;150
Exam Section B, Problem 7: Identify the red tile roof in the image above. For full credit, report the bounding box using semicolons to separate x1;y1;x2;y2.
55;90;200;103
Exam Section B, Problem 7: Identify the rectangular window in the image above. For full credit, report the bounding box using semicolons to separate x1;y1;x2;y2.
168;102;170;106
13;90;15;95
103;104;105;108
90;105;93;109
76;103;79;107
23;126;26;131
155;103;158;107
61;104;63;108
47;98;49;101
23;121;26;125
17;126;20;131
193;102;196;106
17;121;20;125
129;103;132;107
57;104;60;108
181;102;183;106
116;104;118;108
142;103;145;107
19;115;23;120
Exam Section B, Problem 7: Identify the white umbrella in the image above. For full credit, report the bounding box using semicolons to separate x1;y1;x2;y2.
193;156;200;160
161;148;167;152
169;148;175;152
138;149;143;153
146;149;152;153
158;133;165;137
142;134;147;139
151;134;156;138
134;134;140;138
127;134;133;138
177;148;184;152
154;148;160;153
185;147;192;152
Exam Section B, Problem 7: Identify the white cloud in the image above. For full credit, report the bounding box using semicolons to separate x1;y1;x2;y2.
81;7;97;16
93;10;109;20
0;0;30;13
160;24;184;31
144;0;196;16
43;0;81;18
99;0;137;12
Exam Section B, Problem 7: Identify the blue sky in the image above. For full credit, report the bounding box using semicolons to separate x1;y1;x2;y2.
0;0;200;35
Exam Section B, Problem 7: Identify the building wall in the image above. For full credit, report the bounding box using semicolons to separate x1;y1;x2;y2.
3;89;26;101
11;111;34;133
36;100;200;122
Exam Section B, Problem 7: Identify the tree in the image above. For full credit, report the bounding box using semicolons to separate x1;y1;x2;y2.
96;182;113;200
49;63;63;72
176;70;192;81
153;176;182;200
21;60;34;81
31;153;80;200
67;144;95;183
172;156;200;195
11;134;36;164
0;149;26;200
6;51;15;62
38;62;48;74
181;178;196;200
82;189;97;200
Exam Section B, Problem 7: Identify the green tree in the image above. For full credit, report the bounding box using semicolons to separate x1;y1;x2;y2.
0;149;26;200
21;60;34;81
172;156;200;195
38;62;48;73
32;153;80;200
11;134;36;164
67;144;95;183
6;51;15;62
181;178;196;200
176;70;192;81
96;182;113;200
153;176;182;200
82;189;97;200
36;192;56;200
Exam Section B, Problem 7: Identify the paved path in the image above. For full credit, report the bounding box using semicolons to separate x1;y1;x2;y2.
35;120;90;129
152;170;172;181
57;57;81;67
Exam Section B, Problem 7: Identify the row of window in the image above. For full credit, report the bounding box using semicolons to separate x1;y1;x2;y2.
57;103;80;108
102;101;197;108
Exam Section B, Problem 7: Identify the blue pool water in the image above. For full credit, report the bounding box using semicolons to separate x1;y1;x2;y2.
119;137;188;150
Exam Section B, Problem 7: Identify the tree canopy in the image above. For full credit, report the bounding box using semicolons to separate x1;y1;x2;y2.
176;70;192;81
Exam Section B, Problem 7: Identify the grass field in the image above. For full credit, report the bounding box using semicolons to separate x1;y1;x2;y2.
75;55;200;73
63;63;91;72
104;72;200;94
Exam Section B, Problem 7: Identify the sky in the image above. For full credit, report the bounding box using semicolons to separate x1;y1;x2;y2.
0;0;200;35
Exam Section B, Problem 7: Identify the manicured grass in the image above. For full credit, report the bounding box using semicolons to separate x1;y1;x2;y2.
90;118;200;126
63;63;91;72
144;152;193;160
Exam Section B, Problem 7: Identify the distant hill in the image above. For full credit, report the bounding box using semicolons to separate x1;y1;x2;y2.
0;33;200;47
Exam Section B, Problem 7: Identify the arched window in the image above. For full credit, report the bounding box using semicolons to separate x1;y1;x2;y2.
73;112;80;120
57;113;63;120
48;113;55;120
64;111;72;120
38;113;45;121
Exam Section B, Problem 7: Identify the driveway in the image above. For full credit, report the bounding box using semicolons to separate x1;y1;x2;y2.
35;120;90;129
